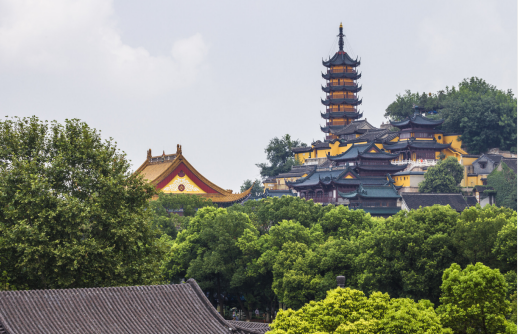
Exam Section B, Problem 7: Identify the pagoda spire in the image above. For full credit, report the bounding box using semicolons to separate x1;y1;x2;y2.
338;23;344;52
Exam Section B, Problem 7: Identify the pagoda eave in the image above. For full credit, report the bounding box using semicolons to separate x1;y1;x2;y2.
321;98;363;106
322;72;362;80
321;85;362;93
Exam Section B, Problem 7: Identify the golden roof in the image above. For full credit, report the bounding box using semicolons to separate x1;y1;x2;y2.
135;145;252;204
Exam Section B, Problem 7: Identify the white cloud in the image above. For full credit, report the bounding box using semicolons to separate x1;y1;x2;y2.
0;0;209;97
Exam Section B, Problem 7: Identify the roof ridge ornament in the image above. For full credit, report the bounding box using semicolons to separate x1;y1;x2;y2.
176;144;182;155
338;23;344;52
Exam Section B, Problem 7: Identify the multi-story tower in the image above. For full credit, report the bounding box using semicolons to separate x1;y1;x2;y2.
321;23;362;141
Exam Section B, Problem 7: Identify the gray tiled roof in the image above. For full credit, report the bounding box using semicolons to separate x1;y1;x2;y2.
228;321;271;334
401;193;468;212
0;279;258;334
502;158;517;173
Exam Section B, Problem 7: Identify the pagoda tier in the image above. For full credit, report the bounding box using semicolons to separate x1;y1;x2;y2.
321;97;362;106
323;52;361;67
322;71;361;80
322;84;362;93
321;23;363;141
321;111;363;119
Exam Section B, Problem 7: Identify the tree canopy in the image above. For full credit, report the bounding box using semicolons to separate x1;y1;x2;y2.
256;134;306;177
418;157;464;193
385;77;517;154
240;179;264;197
269;287;450;334
437;263;513;334
487;162;517;210
0;116;166;290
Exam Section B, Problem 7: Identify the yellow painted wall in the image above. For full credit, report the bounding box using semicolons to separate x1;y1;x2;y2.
393;175;411;187
162;173;206;194
295;151;312;164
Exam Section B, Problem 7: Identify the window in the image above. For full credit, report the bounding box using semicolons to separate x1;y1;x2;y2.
414;132;433;138
438;135;442;140
480;162;487;169
400;132;411;139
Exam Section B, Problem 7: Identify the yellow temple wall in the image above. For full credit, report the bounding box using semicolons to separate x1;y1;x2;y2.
393;175;411;187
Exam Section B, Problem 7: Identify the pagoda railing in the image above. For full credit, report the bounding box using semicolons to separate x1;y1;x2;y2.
326;94;357;100
304;157;328;166
327;69;357;74
302;196;344;204
326;108;357;113
326;82;355;87
392;159;438;171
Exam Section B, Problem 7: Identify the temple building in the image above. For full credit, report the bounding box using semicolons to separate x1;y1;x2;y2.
135;145;252;206
321;23;362;141
261;23;515;214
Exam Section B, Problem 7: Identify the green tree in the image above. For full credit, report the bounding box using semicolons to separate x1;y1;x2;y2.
256;134;306;177
358;205;460;304
240;179;264;197
255;196;333;229
419;157;464;193
493;218;517;273
487;162;517;210
166;206;259;315
0;116;166;290
437;262;511;334
269;287;450;334
453;205;516;271
385;90;447;120
385;77;517;154
440;78;517;154
149;192;214;236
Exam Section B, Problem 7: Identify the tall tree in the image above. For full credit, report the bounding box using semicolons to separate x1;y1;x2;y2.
385;77;517;154
166;207;259;315
440;78;517;154
437;262;512;334
453;205;516;270
358;205;460;305
418;157;464;193
240;179;264;197
256;134;306;177
486;162;517;210
0;117;166;290
269;287;449;334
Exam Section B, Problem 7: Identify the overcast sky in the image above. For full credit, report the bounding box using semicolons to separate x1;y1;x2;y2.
0;0;516;192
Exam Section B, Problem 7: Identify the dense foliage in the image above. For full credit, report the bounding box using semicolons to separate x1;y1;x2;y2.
418;157;464;193
437;263;514;334
166;196;517;327
487;162;517;210
256;134;306;177
149;192;215;238
0;117;166;290
385;77;517;154
269;288;450;334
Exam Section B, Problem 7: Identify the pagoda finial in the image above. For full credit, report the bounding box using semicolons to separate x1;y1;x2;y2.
338;23;344;52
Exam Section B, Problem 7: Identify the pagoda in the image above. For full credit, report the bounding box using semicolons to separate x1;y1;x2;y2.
321;23;362;141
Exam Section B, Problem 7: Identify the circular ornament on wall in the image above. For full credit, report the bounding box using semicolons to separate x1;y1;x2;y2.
178;184;185;191
178;171;186;177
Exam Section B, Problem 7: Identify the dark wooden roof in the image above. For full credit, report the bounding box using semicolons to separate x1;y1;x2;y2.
322;71;361;80
389;113;444;129
401;193;468;212
0;279;259;334
322;51;360;67
321;97;362;106
321;84;362;93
